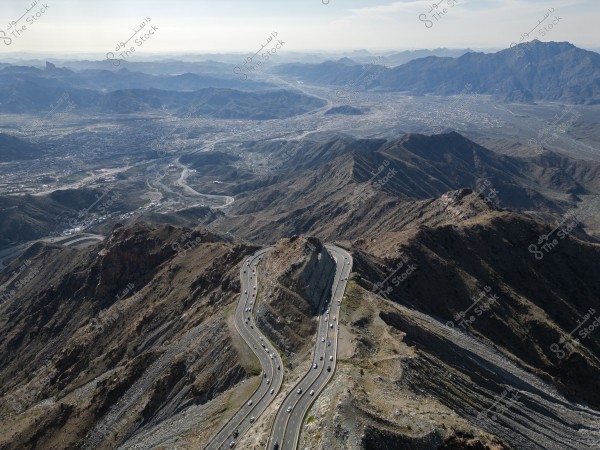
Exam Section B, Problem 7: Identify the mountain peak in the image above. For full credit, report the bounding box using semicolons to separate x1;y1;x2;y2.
336;57;359;65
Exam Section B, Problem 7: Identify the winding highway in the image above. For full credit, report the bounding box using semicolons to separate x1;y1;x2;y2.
205;248;284;450
205;244;352;450
267;244;352;450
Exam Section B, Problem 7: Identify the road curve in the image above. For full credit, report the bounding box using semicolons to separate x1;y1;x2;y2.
267;244;353;450
205;248;284;450
175;159;235;209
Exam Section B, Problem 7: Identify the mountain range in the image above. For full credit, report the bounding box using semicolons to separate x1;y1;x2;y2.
274;41;600;104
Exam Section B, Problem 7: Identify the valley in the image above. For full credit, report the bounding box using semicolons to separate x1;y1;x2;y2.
1;37;600;450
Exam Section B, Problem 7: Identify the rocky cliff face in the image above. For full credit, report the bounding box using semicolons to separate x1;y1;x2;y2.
255;236;336;358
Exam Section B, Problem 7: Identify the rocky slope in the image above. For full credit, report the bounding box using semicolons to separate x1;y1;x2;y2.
297;208;600;449
210;132;600;244
0;223;261;449
255;236;336;358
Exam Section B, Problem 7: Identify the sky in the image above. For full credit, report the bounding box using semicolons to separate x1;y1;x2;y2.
0;0;598;57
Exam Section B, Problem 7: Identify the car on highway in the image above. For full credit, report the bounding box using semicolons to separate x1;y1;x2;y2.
247;400;253;406
320;355;323;360
313;363;318;369
327;366;331;372
250;416;255;423
229;442;235;448
310;390;315;396
321;337;325;342
244;290;247;294
274;442;279;450
330;355;333;361
286;406;292;413
233;429;239;438
330;323;333;328
297;388;302;394
270;388;274;394
266;379;270;384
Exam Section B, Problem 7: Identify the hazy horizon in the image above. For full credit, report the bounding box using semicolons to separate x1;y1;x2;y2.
0;0;597;59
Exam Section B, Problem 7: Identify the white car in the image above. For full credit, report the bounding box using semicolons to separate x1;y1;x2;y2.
266;379;270;384
287;406;292;413
244;290;247;294
330;323;333;329
297;388;302;394
321;337;325;342
329;355;333;361
229;442;235;448
313;363;318;369
247;400;253;406
310;390;315;396
270;388;274;394
250;416;255;423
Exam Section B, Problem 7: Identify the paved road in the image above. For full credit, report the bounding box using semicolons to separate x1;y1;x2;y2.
0;234;104;269
205;248;284;450
267;244;353;450
175;159;235;209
